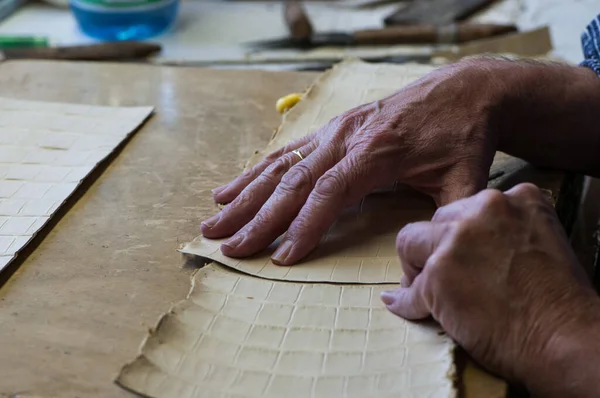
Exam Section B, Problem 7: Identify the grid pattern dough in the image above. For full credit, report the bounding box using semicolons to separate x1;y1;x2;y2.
117;264;456;398
0;97;153;271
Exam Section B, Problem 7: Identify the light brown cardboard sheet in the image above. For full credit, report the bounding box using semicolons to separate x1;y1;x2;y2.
117;263;456;398
0;98;153;272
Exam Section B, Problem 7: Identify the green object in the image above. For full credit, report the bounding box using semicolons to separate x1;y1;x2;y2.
0;36;49;49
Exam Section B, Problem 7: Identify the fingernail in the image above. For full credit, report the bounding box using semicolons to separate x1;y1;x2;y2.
223;234;244;250
212;185;227;196
201;213;221;229
272;240;293;265
380;291;396;306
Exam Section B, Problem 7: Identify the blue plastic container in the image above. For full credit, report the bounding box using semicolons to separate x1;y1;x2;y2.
70;0;178;41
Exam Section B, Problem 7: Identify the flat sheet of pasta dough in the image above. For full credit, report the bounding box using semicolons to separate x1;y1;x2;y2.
0;97;153;272
117;263;456;398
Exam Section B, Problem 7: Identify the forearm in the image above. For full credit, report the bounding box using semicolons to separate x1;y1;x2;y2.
490;60;600;177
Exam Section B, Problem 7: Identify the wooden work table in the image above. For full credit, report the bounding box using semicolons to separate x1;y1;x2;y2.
0;60;316;397
0;60;579;398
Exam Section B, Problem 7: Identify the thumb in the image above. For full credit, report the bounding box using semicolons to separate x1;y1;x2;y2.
380;277;430;320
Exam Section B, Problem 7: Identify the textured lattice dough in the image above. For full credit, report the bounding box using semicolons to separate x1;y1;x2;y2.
0;97;153;271
117;264;456;398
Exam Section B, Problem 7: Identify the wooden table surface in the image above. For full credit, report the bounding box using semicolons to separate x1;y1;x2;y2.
0;60;572;398
0;60;316;397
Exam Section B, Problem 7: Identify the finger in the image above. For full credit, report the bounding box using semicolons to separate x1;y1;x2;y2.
396;222;445;286
204;142;317;237
432;188;502;223
504;183;551;205
431;196;476;223
212;133;315;204
380;277;430;320
202;142;318;238
220;142;341;258
271;151;384;265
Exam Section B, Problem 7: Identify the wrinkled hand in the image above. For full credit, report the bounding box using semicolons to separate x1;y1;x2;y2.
383;183;600;396
202;60;501;265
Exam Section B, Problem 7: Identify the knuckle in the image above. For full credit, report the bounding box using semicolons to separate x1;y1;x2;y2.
230;187;255;208
337;111;361;129
424;259;448;294
286;212;312;237
425;253;444;275
263;155;294;181
240;166;260;181
314;171;347;199
447;219;477;245
247;209;274;231
431;206;447;222
321;143;343;164
510;183;543;201
421;253;451;293
279;163;315;194
396;223;417;250
478;189;508;212
330;110;366;138
265;146;286;162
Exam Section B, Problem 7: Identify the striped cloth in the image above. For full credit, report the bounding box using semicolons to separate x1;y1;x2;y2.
582;16;600;74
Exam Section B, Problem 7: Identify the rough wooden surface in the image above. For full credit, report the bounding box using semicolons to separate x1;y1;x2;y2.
0;60;568;398
0;60;316;398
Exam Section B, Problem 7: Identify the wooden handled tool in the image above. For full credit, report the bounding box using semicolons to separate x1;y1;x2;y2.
0;41;162;61
352;23;518;45
284;0;313;40
247;23;518;49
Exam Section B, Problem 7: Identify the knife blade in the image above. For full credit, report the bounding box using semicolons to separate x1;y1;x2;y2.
0;41;162;61
246;23;517;50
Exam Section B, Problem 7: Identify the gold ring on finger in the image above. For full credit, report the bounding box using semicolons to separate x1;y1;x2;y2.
292;149;304;161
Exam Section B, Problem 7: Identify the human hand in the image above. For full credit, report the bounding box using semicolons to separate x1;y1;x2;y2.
383;183;600;396
202;60;504;265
